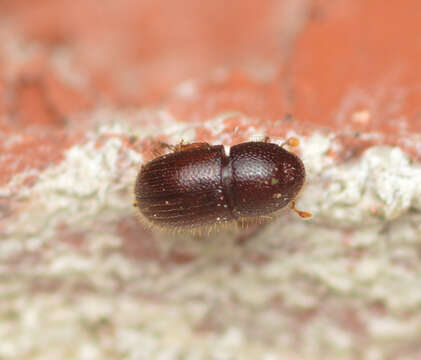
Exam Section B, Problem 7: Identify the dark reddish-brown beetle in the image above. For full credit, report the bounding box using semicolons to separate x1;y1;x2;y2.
134;138;311;231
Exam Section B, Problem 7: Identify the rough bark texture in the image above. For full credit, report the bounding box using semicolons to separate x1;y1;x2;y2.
1;1;421;359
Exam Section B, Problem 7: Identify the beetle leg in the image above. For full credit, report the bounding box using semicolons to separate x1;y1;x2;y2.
173;141;211;152
281;137;300;148
157;140;211;153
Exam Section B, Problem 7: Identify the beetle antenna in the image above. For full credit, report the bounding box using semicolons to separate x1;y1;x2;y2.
290;200;312;219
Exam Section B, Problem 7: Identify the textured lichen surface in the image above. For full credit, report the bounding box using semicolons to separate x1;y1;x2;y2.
1;116;421;360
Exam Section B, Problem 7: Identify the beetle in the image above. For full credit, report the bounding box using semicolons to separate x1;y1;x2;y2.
134;138;311;231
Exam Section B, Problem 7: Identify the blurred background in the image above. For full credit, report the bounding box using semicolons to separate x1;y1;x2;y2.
1;0;420;132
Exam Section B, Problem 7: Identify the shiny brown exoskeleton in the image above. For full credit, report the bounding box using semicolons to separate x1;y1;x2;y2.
134;139;310;230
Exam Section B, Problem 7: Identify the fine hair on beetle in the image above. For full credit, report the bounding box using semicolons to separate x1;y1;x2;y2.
134;137;311;233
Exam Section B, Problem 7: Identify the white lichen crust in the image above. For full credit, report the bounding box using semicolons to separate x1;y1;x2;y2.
1;117;421;360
